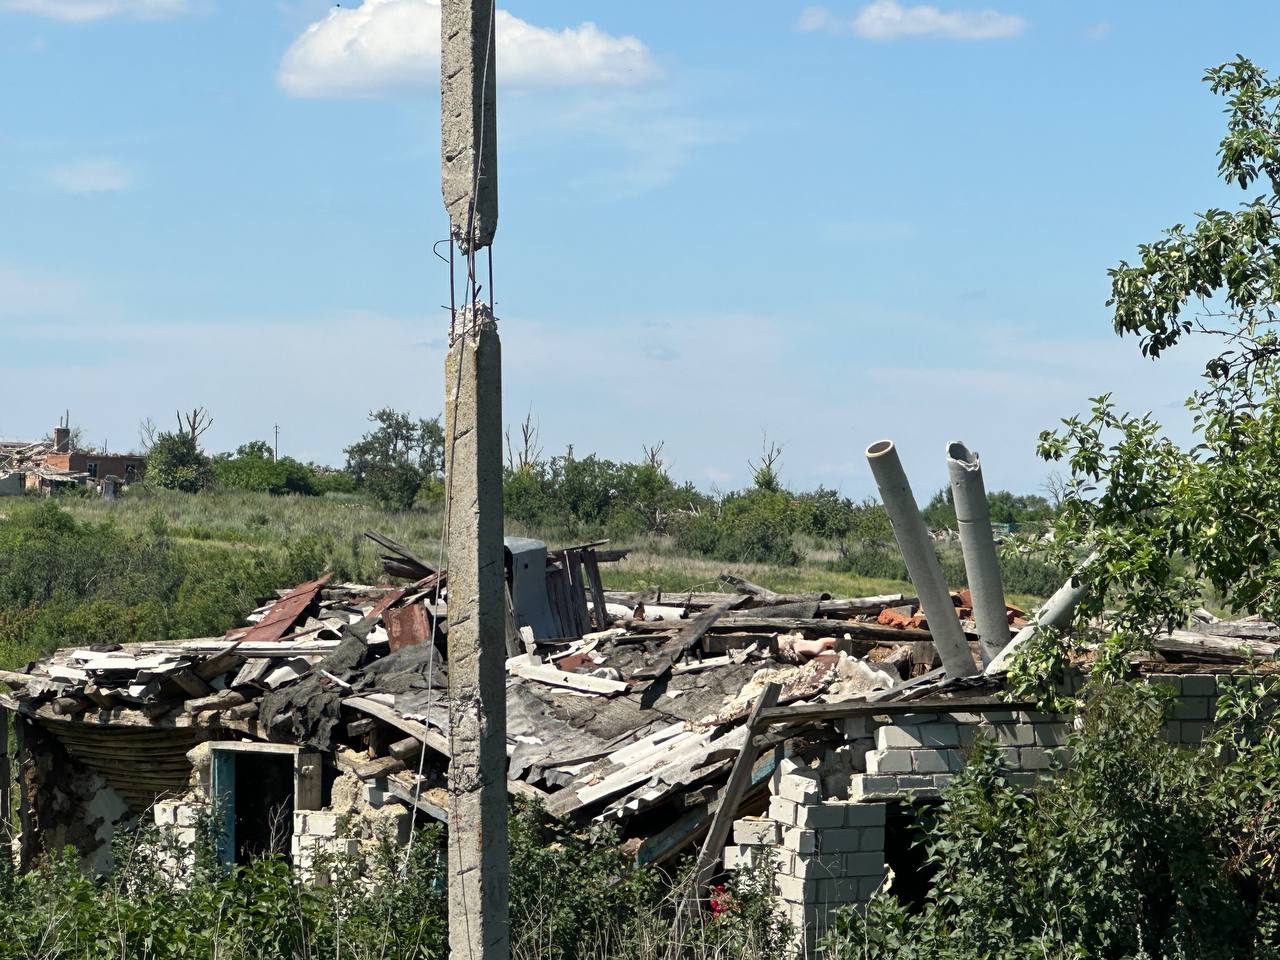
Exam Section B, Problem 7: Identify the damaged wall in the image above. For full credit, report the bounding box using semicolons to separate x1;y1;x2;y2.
16;716;133;874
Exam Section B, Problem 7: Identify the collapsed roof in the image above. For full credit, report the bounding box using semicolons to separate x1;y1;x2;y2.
2;532;1276;866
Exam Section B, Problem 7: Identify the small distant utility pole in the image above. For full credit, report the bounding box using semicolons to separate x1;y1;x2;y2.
273;424;280;462
440;2;508;960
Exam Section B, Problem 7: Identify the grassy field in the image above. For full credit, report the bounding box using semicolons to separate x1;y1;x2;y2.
54;487;928;600
55;487;1053;604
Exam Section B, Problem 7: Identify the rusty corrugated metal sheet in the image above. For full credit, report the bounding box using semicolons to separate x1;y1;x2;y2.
386;602;432;652
227;574;332;643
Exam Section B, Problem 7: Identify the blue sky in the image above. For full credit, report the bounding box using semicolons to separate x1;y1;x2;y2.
1;0;1275;500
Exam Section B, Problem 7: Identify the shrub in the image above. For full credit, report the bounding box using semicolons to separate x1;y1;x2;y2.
823;679;1272;960
674;488;802;566
146;431;214;493
213;443;318;496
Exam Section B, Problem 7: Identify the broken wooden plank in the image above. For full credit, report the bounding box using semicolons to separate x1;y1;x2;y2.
756;695;1038;727
684;682;782;916
632;597;744;682
186;690;248;713
343;695;451;757
365;530;436;579
510;662;629;695
583;550;611;631
1154;630;1280;662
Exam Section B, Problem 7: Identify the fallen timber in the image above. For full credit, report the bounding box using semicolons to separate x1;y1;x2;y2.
4;535;1276;888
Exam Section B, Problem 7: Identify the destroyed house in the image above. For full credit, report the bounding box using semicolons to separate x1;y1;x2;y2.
0;424;145;495
1;525;1273;957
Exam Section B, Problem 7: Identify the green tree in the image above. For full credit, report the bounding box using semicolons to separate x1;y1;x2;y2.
213;442;318;496
145;431;213;493
1036;56;1280;661
344;409;444;510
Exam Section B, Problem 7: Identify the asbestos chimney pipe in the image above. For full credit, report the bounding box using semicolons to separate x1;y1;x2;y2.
983;553;1096;675
946;442;1009;666
866;440;979;679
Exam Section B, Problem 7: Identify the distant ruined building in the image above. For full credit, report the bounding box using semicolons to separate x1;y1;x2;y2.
0;420;146;496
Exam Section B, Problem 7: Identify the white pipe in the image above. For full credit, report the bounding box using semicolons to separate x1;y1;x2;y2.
866;440;978;678
984;553;1096;675
946;442;1009;666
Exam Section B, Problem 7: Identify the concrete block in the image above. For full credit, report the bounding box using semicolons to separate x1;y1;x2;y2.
1033;724;1070;747
1163;719;1182;742
814;876;864;903
723;844;752;870
154;802;177;827
1147;674;1183;693
875;725;925;750
817;828;863;853
865;750;912;775
892;712;940;725
796;803;847;830
733;818;780;846
768;796;799;826
989;723;1034;746
1004;771;1041;789
948;712;982;724
841;716;872;739
919;723;960;748
1171;697;1212;721
307;812;339;837
175;805;201;828
844;852;886;876
848;775;900;801
912;749;964;773
980;710;1019;723
932;774;955;789
843;802;886;827
858;826;885;851
777;772;822;804
776;873;815;903
1181;721;1212;743
293;811;309;833
791;853;845;880
782;827;816;854
893;775;937;790
957;725;979;747
1018;747;1052;770
1181;674;1218;698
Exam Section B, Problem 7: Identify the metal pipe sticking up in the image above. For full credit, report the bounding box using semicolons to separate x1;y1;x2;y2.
984;553;1096;675
866;440;979;678
946;442;1009;666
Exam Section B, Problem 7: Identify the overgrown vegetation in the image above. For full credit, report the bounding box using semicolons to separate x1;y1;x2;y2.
824;675;1280;960
0;802;791;960
828;54;1280;960
1036;55;1280;667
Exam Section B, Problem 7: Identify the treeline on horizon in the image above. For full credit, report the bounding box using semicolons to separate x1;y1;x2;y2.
135;406;1061;573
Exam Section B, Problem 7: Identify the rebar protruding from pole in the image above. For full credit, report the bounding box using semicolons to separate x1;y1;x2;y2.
866;440;979;679
946;442;1009;666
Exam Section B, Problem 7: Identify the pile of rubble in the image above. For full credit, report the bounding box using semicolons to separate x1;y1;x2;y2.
5;530;1278;872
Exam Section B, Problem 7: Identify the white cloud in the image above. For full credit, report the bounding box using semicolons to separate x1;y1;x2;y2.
0;0;188;21
48;158;134;194
279;0;659;99
798;1;1026;41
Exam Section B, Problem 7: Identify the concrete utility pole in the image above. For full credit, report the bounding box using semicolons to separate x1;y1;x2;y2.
440;2;508;959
